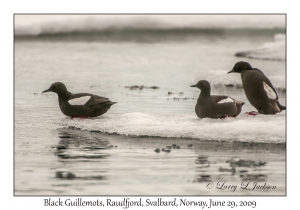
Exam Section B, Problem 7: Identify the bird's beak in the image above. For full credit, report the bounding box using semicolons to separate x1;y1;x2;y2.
42;88;51;93
227;69;234;74
190;84;197;87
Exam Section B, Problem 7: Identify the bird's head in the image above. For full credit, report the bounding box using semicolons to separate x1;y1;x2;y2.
190;80;211;92
42;82;68;95
228;61;252;74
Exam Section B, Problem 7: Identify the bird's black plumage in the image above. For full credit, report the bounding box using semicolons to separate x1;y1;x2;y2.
191;80;245;119
228;61;286;114
42;82;116;117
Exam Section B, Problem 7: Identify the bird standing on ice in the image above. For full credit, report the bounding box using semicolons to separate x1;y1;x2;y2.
191;80;245;119
42;82;116;118
228;61;286;115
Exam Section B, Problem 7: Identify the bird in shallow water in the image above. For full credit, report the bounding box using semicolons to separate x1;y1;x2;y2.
228;61;286;115
191;80;245;119
42;82;116;118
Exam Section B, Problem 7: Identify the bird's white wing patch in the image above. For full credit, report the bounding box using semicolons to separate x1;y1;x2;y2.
218;97;234;104
68;96;91;105
263;81;277;99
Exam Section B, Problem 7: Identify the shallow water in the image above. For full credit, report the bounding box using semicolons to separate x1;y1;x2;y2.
15;127;285;195
14;17;286;195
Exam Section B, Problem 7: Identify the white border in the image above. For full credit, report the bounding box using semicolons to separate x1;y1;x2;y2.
4;0;296;209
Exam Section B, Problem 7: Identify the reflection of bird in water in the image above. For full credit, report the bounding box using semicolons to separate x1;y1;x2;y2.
194;155;211;183
196;175;212;183
195;155;210;165
53;129;112;181
54;128;111;159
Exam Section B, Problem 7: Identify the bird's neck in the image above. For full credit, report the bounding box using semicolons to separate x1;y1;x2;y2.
57;91;72;99
240;69;248;80
200;90;210;98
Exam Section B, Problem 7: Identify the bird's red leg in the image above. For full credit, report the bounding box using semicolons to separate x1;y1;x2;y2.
245;111;258;116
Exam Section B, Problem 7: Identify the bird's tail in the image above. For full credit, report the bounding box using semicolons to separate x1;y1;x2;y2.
235;100;245;107
276;101;286;111
107;102;117;106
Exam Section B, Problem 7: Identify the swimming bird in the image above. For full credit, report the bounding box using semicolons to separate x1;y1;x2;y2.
42;82;116;118
191;80;245;119
228;61;286;114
